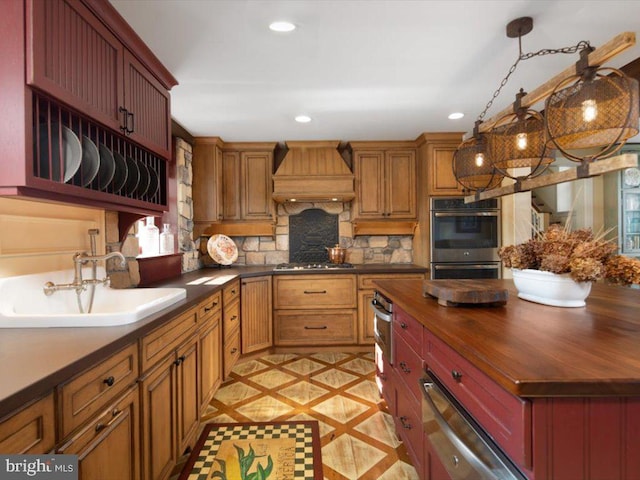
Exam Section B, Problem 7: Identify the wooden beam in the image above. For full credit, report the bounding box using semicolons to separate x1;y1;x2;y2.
469;32;636;136
464;153;639;203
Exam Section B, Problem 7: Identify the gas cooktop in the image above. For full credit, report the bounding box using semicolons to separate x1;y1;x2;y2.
273;262;355;271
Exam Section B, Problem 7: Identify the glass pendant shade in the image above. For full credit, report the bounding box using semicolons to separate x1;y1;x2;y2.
488;108;554;179
452;136;504;191
545;67;639;162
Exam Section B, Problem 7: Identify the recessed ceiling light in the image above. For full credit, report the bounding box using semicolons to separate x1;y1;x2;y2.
295;115;311;123
269;21;296;32
448;112;464;120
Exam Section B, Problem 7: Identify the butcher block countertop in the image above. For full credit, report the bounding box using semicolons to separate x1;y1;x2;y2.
373;279;640;398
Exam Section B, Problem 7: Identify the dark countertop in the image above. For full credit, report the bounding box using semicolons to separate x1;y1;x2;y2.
373;279;640;398
0;263;426;419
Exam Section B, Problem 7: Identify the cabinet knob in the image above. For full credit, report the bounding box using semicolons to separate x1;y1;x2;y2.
103;376;115;387
399;361;411;374
231;347;238;354
231;315;238;321
400;322;408;329
399;416;412;430
231;289;236;295
451;370;462;382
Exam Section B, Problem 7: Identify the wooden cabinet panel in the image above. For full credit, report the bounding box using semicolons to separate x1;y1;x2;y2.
274;310;357;346
394;306;424;358
198;290;222;320
57;385;140;480
0;393;55;454
224;329;241;378
354;151;385;218
223;279;241;306
193;139;224;230
424;328;531;468
395;381;423;474
274;274;357;309
421;133;465;196
241;151;274;220
28;0;124;133
140;353;177;480
387;150;417;218
222;298;240;337
58;343;138;439
241;275;273;354
357;290;376;344
199;316;222;415
122;50;171;158
358;273;425;289
176;335;199;456
394;333;424;405
222;151;241;220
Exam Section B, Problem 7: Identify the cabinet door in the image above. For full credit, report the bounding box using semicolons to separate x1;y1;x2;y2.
222;151;241;220
28;0;124;133
57;385;140;480
140;354;177;480
193;141;223;225
241;151;274;220
357;290;376;345
428;143;464;195
241;275;273;353
176;336;200;456
353;151;385;218
199;317;222;415
386;150;416;218
123;50;171;158
0;393;55;454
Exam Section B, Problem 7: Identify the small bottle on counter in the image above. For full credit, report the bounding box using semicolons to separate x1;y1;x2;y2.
140;216;159;256
159;224;175;255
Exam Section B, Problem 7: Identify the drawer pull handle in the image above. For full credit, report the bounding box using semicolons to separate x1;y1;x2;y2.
103;376;115;387
230;315;238;321
399;361;411;374
95;408;123;433
304;326;327;330
399;416;412;430
303;290;327;294
451;370;463;382
231;347;238;354
204;302;218;312
400;322;408;329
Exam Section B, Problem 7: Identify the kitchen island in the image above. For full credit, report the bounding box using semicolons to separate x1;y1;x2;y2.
373;278;640;479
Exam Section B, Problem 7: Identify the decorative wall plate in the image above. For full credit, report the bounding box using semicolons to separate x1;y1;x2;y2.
207;234;238;265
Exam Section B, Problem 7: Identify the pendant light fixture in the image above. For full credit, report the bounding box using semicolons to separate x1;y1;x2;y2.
453;121;504;191
545;48;639;162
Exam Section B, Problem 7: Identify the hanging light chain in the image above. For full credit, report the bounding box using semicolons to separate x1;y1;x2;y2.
476;40;592;123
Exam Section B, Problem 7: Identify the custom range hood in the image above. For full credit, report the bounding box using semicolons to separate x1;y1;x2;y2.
272;141;355;203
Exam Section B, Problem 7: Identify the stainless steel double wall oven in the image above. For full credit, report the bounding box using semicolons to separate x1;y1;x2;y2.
430;197;501;279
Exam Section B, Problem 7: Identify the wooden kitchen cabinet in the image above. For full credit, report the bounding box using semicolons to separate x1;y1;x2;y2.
418;132;465;196
57;385;140;480
222;279;241;378
273;274;357;346
351;142;417;220
0;393;55;454
28;0;173;159
191;138;224;236
241;275;273;354
198;292;222;415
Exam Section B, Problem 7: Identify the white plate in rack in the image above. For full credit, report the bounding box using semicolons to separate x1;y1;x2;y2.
207;234;238;265
36;123;82;183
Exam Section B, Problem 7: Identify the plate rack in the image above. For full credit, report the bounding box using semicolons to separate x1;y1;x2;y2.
32;92;167;208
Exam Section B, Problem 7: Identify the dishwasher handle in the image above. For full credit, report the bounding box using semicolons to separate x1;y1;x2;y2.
369;300;392;322
423;379;500;479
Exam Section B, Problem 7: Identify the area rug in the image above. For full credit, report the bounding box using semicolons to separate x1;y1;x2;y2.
178;421;323;480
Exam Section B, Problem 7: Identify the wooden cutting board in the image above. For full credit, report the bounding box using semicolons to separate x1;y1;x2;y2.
423;280;508;307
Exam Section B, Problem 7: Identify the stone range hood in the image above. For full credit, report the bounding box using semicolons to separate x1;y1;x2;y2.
272;141;355;203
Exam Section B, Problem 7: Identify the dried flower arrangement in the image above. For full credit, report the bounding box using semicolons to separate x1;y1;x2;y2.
499;223;640;285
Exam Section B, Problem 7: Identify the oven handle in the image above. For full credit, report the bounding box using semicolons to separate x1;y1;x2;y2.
433;264;499;270
369;300;392;322
423;379;499;479
433;211;499;217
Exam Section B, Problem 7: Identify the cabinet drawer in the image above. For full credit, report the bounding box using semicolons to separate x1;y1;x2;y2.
224;329;241;378
424;329;532;468
394;334;424;404
223;299;240;338
394;305;424;357
395;382;423;474
274;275;356;309
140;305;198;372
199;291;221;321
274;310;357;345
223;279;240;306
358;273;424;289
59;343;138;439
0;393;55;454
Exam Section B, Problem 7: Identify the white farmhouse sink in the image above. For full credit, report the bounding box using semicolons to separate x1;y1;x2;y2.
0;268;186;328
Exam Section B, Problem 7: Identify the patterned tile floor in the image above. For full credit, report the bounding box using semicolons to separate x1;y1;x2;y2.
172;351;419;480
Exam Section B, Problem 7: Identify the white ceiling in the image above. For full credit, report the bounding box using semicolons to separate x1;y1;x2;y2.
109;0;640;143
